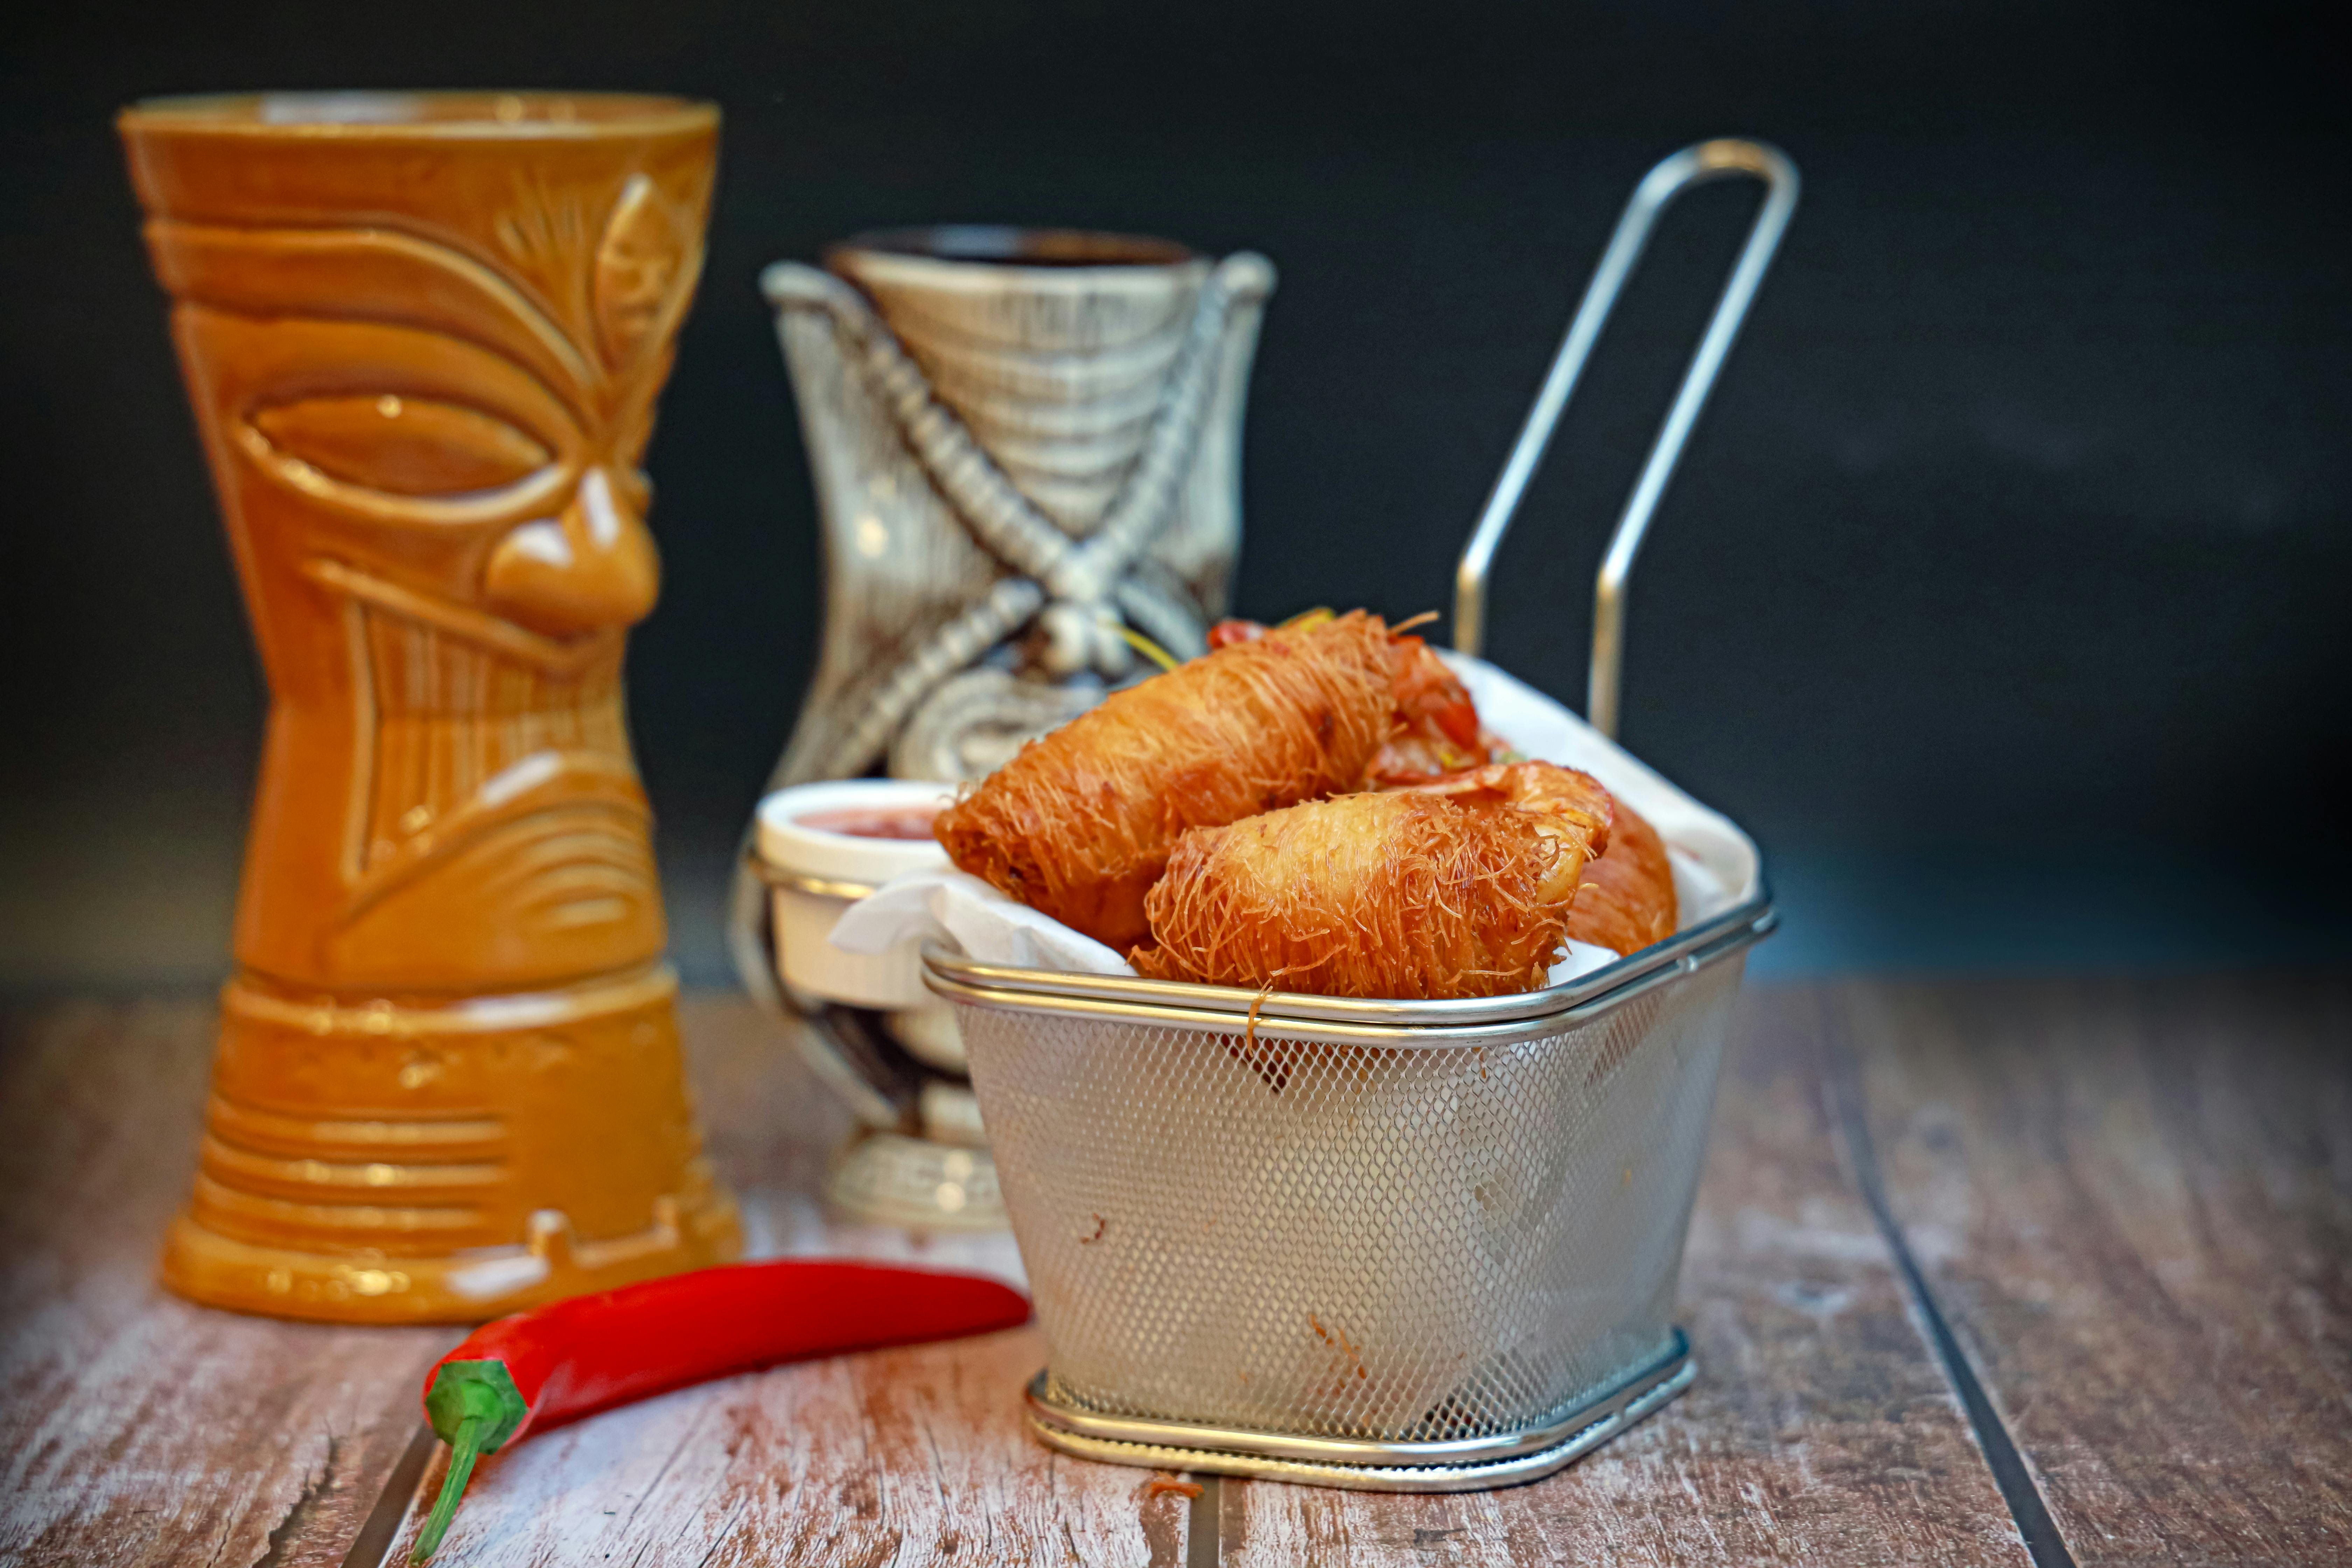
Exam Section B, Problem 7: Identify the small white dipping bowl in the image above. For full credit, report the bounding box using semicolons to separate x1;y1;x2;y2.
756;779;955;1013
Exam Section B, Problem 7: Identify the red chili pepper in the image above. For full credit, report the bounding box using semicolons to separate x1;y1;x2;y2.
408;1260;1029;1562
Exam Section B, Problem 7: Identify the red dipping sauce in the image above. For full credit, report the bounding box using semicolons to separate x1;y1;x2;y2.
797;804;942;841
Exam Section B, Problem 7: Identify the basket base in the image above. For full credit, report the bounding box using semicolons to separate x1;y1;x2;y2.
1024;1331;1694;1492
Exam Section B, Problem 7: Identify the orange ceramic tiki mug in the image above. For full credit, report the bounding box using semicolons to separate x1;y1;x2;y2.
120;93;740;1322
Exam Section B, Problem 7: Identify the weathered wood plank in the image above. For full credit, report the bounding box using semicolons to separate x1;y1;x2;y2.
1219;985;2032;1567
1841;974;2352;1566
0;995;1050;1567
31;980;2342;1566
0;998;455;1568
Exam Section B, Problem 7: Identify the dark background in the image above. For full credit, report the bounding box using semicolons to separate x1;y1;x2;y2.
3;0;2347;986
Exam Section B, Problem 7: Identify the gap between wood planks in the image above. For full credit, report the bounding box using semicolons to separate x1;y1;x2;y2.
339;1419;436;1568
1819;1022;2078;1568
1186;1475;1219;1568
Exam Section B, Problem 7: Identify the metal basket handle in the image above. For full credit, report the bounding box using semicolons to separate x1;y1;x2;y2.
1452;139;1799;738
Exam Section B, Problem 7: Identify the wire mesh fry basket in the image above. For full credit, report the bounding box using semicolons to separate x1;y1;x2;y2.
925;138;1796;1490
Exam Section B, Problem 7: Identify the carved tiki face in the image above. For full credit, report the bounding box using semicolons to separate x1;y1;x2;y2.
121;94;717;993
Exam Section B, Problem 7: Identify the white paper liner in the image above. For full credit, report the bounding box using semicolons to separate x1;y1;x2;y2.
832;868;1133;974
830;653;1758;982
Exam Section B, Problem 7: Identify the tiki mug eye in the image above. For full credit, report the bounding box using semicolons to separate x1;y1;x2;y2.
250;394;552;497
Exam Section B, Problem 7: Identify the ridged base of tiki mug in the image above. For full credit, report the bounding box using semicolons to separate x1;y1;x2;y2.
160;965;740;1324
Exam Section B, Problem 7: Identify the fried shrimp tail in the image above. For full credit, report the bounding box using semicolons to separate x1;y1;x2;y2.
1564;794;1679;956
934;610;1396;950
1408;762;1676;956
1395;761;1615;896
1133;761;1615;999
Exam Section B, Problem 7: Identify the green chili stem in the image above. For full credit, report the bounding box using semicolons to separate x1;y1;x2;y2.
410;1413;485;1564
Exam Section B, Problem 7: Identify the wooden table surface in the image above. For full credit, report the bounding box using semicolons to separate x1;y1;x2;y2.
1;976;2345;1567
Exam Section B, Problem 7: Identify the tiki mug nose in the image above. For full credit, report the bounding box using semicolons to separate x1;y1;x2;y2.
483;467;661;637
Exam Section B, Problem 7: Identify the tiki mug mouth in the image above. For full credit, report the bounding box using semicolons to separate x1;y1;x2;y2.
119;90;716;138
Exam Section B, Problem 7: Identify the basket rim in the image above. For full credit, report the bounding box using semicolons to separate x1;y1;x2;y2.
921;885;1774;1047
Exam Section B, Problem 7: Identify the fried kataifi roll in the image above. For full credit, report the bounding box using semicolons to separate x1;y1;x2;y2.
934;610;1396;951
1210;613;1498;787
1132;762;1614;999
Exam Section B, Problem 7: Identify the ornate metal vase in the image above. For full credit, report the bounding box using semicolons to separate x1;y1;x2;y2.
121;92;739;1322
763;228;1273;784
742;229;1274;1224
